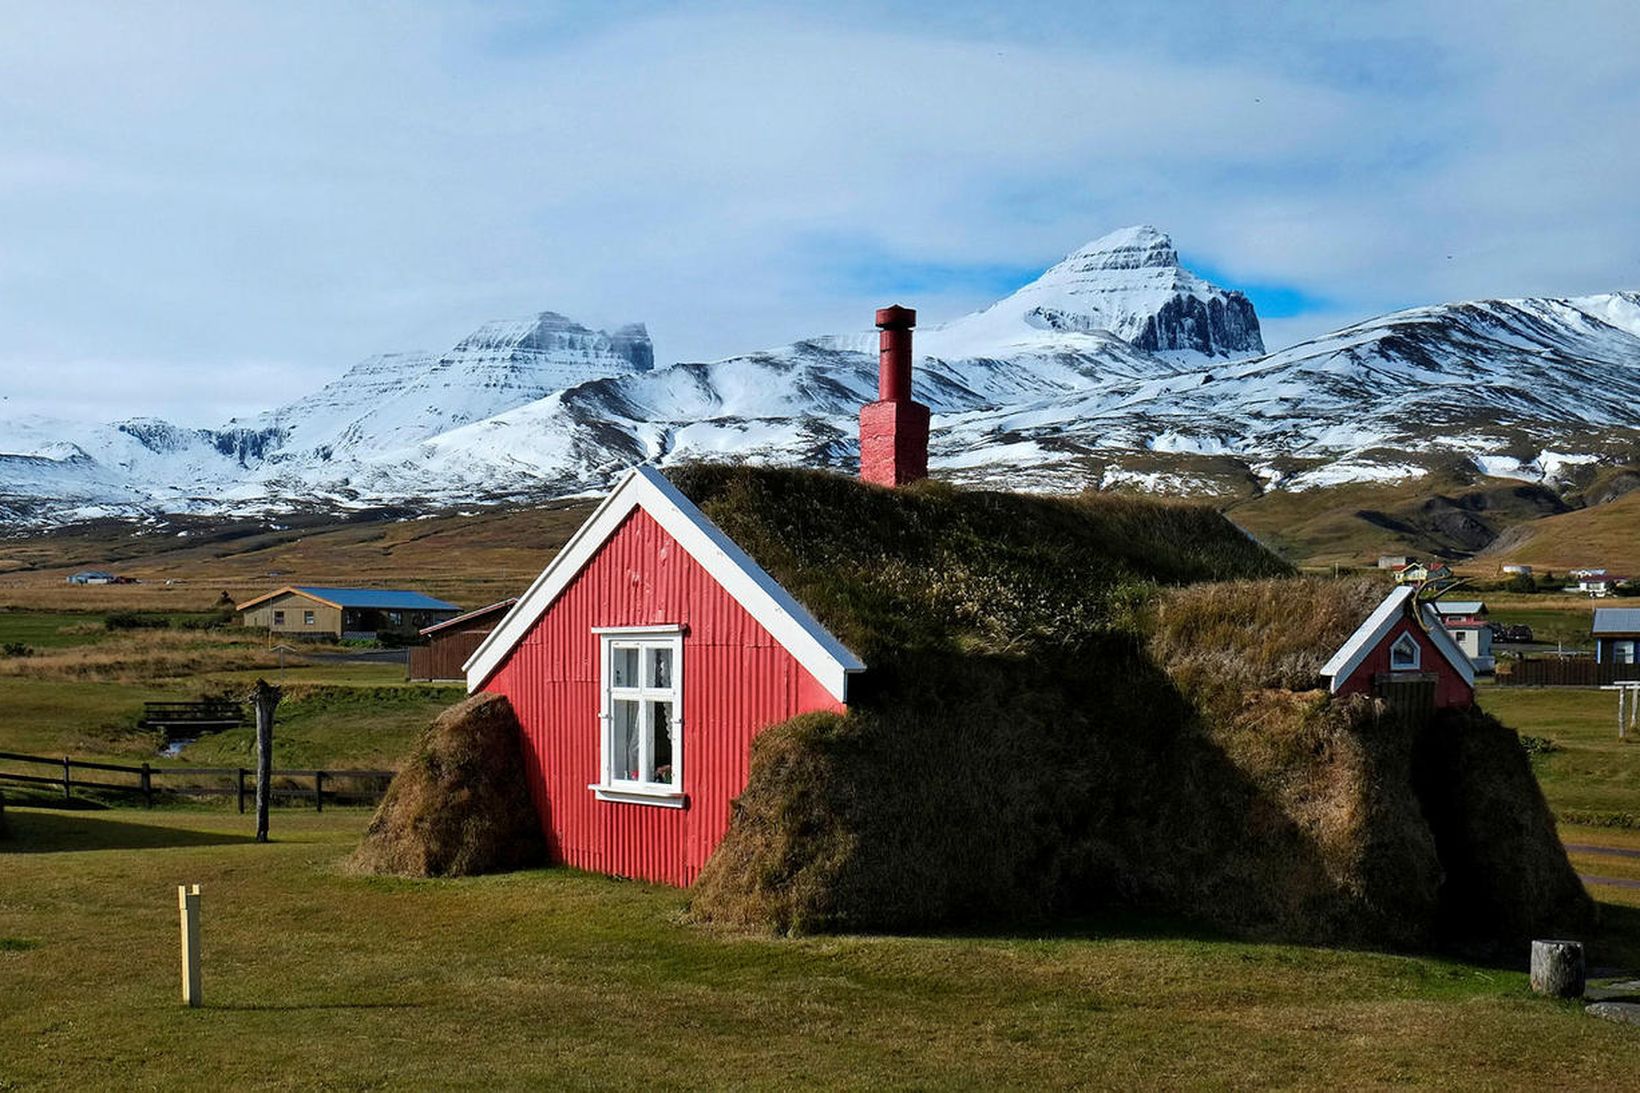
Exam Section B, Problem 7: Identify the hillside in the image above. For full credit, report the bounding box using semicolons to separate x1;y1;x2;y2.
1476;489;1640;574
0;499;595;612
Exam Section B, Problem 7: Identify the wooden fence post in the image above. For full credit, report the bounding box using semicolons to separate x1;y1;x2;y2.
236;768;247;814
62;756;71;802
178;884;202;1007
250;680;281;843
141;762;153;808
314;770;325;813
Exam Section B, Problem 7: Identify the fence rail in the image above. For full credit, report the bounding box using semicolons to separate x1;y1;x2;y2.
1496;659;1640;687
0;749;394;811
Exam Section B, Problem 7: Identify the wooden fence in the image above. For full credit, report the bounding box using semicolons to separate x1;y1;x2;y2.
1497;659;1640;687
0;750;394;811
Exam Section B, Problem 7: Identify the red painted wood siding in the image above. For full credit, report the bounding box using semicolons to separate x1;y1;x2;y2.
483;508;843;886
1336;616;1474;709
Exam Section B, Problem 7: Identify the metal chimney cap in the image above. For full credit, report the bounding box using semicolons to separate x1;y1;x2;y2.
874;305;916;329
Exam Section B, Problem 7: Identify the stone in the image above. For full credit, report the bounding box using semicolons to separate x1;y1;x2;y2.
1586;1001;1640;1026
1530;939;1586;998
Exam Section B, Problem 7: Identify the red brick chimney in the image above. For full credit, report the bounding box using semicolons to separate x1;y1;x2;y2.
860;305;930;487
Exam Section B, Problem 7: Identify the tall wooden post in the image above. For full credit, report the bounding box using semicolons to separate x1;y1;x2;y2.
250;679;281;844
178;884;202;1007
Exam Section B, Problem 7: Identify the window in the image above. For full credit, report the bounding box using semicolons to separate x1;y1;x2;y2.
590;627;683;807
1390;632;1421;671
304;610;315;627
272;610;285;626
1617;640;1636;665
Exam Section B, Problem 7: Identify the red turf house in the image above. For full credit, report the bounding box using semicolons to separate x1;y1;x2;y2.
1320;585;1475;709
465;306;929;886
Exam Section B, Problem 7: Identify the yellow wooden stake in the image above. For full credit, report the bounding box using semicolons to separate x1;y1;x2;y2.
178;884;201;1007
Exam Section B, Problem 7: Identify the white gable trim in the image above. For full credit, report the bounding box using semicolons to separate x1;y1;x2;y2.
463;465;865;702
1320;586;1475;693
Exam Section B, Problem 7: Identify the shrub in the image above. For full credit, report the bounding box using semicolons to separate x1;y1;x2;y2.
104;612;169;632
1505;572;1537;594
1519;734;1560;756
1;642;32;658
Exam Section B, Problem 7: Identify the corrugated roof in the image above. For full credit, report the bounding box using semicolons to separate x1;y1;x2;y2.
292;586;459;611
1593;608;1640;635
420;598;517;635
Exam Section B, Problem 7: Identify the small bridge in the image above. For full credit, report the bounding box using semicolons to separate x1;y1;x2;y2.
138;701;249;734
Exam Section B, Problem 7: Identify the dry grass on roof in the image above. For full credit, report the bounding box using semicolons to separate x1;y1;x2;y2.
1146;576;1388;714
666;464;1292;663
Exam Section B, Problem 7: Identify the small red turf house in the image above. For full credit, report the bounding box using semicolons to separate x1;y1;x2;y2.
1320;585;1475;710
464;306;929;886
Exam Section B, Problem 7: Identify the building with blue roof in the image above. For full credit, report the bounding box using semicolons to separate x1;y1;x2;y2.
236;585;460;641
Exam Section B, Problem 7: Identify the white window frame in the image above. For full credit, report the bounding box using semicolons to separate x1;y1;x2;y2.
588;625;685;808
1390;631;1422;671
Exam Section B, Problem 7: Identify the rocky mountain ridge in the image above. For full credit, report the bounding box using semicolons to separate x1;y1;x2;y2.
1;227;1636;528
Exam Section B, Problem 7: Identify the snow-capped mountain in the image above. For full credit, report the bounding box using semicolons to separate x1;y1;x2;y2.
2;227;1636;527
920;225;1263;362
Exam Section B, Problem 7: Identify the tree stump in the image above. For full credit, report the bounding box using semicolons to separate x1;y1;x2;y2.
1530;939;1585;998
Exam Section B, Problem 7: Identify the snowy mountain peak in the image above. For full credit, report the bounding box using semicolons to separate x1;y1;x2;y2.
926;225;1264;362
1061;224;1179;271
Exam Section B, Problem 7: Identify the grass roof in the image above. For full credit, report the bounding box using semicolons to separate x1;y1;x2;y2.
674;470;1590;948
667;464;1291;668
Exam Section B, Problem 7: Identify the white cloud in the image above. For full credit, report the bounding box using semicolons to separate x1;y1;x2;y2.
0;0;1636;423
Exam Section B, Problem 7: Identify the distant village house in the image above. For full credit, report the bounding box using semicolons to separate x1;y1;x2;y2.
66;570;135;585
237;586;460;641
1572;571;1627;597
1432;600;1495;673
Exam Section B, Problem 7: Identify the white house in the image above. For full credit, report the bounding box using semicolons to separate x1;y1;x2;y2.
1433;600;1495;673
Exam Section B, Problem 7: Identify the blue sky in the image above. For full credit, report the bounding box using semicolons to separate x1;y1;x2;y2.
2;1;1637;422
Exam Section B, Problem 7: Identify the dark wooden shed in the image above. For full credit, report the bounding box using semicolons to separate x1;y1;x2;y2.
408;599;517;682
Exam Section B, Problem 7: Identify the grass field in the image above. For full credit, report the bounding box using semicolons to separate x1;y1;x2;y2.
1480;686;1640;820
3;806;1640;1090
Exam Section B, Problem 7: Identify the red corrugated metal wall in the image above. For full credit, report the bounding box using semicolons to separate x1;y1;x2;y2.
483;508;843;887
1337;616;1474;708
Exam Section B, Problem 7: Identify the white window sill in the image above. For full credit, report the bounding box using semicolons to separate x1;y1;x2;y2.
588;783;688;809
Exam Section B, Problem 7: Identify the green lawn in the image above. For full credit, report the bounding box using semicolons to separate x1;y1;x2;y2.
1479;685;1640;819
0;609;109;650
179;683;464;770
2;806;1639;1089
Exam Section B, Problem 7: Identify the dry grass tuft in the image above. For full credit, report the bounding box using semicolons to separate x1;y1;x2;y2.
1147;576;1385;709
348;692;545;878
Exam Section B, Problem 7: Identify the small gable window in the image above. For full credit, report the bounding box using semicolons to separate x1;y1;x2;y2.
1390;631;1421;671
272;610;285;626
590;626;684;807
